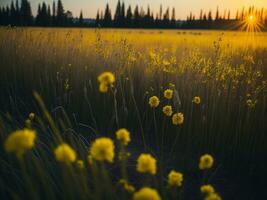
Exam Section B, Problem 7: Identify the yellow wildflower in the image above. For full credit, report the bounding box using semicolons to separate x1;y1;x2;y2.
97;71;115;85
168;170;183;187
163;105;173;117
200;185;215;194
172;113;184;125
90;137;115;163
149;96;160;108
136;153;157;175
54;143;77;164
133;187;161;200
246;99;256;108
116;128;131;145
4;129;37;158
205;193;222;200
164;89;173;99
192;96;201;104
199;154;214;170
99;83;108;93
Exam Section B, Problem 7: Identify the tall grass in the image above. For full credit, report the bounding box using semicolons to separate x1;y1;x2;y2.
0;27;267;199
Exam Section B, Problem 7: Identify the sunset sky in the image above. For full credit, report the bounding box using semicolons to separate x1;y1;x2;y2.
1;0;266;19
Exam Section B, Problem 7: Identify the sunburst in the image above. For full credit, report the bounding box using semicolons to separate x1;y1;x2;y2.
239;15;264;32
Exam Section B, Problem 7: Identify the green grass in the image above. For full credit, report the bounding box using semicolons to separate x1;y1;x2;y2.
0;27;267;199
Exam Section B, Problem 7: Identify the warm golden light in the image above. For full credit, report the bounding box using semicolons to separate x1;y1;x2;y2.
239;14;263;32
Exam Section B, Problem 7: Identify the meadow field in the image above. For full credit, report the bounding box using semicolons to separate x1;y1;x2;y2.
0;27;267;200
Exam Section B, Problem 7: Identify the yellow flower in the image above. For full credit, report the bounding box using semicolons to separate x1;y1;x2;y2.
54;143;77;164
97;71;115;85
200;185;215;194
90;137;115;163
149;96;160;108
204;193;222;200
118;179;136;193
76;160;85;169
199;154;214;170
4;129;37;158
168;170;183;187
163;105;173;117
133;187;161;200
116;128;131;145
29;113;35;120
172;113;184;125
136;153;157;175
192;96;201;104
99;83;108;93
246;99;256;108
164;89;173;99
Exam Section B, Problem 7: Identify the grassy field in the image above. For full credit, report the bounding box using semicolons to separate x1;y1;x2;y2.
0;27;267;200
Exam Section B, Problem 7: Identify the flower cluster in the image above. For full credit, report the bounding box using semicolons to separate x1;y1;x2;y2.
136;153;157;175
167;170;183;187
54;143;77;164
90;137;115;163
4;129;37;158
199;154;214;170
97;71;115;93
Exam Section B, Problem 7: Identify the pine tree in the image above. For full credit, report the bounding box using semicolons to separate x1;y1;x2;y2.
20;0;33;25
52;1;56;26
163;7;170;28
114;0;121;27
47;5;51;26
199;9;203;20
121;2;125;26
79;10;84;26
126;5;132;27
57;0;65;26
95;10;100;27
35;3;41;25
171;7;176;28
215;7;219;21
103;4;112;27
159;4;163;20
133;5;139;27
10;1;16;25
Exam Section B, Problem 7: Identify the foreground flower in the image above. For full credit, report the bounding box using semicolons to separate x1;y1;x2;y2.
97;71;115;85
90;137;115;163
204;193;222;200
172;112;184;125
163;105;173;117
54;143;77;164
99;83;108;93
136;153;157;175
5;129;37;158
133;187;161;200
149;96;160;108
164;89;173;99
168;170;183;187
116;128;131;145
192;96;201;104
200;185;215;194
97;71;115;93
199;154;214;170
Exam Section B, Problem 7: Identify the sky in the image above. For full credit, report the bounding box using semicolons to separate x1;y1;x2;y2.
1;0;267;20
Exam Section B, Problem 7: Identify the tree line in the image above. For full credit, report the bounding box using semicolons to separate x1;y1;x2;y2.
0;0;84;27
0;0;267;30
